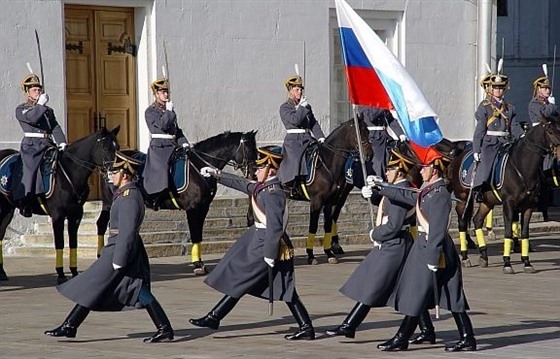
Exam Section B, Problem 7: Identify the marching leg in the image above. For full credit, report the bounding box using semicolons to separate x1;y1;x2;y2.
189;295;239;330
144;300;174;343
325;302;370;338
409;310;436;344
285;296;315;340
444;311;477;352
44;304;90;338
377;315;419;351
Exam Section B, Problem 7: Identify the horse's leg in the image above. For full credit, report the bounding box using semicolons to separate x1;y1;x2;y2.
330;187;352;255
67;207;83;277
52;215;68;284
0;206;15;281
485;209;496;241
95;209;110;258
511;210;521;253
472;203;492;268
187;204;210;276
520;208;536;274
306;202;322;265
322;204;338;264
456;200;473;267
501;201;516;274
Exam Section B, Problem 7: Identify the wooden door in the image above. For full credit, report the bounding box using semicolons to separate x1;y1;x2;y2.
65;5;137;199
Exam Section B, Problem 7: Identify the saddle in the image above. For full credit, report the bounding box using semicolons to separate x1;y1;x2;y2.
459;142;511;191
0;148;58;201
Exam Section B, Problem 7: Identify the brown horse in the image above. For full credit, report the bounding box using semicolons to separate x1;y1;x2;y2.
447;116;560;273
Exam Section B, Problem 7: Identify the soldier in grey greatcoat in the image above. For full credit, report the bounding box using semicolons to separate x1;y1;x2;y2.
365;147;476;352
472;72;520;202
44;152;174;343
277;75;326;190
191;146;315;341
143;78;190;205
360;106;406;179
324;148;415;340
15;74;67;217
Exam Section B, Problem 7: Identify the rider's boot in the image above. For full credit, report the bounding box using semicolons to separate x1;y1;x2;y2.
18;194;33;218
189;295;239;330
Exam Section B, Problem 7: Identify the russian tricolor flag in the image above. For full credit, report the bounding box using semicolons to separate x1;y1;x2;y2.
335;0;443;148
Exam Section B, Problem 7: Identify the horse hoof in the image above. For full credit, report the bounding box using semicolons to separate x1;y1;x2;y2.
327;257;339;264
56;276;68;285
0;272;8;281
524;266;536;274
503;266;515;274
486;230;496;241
330;243;345;255
478;257;488;268
462;259;472;268
193;262;208;276
307;258;319;265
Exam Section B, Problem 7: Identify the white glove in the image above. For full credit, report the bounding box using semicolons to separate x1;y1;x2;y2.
361;185;373;199
366;175;384;187
200;166;219;177
298;97;308;108
182;142;191;149
369;229;381;248
317;137;325;143
399;134;407;142
37;93;49;106
548;96;555;105
112;263;122;270
165;100;174;111
264;257;275;268
427;264;438;272
473;152;481;162
58;142;67;151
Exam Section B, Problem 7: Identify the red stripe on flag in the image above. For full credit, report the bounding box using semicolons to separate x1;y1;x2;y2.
345;66;393;109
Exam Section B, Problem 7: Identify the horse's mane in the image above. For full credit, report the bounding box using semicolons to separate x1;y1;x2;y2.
194;131;241;153
327;118;354;140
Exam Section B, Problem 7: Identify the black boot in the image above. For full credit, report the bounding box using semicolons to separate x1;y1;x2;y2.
445;312;477;352
18;194;33;218
377;315;419;351
285;296;315;340
472;186;484;203
44;304;90;338
144;300;174;343
189;295;239;330
409;310;436;344
325;302;370;338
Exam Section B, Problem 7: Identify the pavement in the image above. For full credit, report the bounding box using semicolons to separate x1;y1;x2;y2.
1;235;559;359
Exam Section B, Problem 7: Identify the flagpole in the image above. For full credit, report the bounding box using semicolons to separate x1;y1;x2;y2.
351;104;376;229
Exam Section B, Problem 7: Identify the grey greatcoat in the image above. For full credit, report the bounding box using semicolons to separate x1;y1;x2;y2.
472;98;519;188
15;102;67;197
204;173;297;302
143;102;188;195
360;107;404;178
339;179;414;307
278;99;326;184
527;97;559;170
57;183;150;311
380;178;469;316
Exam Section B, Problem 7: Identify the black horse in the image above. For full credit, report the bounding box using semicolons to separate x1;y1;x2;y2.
0;127;120;283
447;117;560;273
96;131;258;275
288;117;372;265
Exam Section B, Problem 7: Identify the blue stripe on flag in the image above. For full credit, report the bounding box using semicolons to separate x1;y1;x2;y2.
339;27;373;69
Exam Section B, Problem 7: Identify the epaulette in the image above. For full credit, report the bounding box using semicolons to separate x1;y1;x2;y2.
123;189;130;196
482;99;491;106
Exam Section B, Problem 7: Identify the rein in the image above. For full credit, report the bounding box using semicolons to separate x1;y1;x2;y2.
187;138;253;177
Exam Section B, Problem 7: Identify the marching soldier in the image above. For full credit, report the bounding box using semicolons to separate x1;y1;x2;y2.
144;78;191;208
360;106;406;179
365;146;476;352
324;148;416;339
44;152;174;343
15;73;67;217
471;70;520;202
192;146;315;340
278;75;326;191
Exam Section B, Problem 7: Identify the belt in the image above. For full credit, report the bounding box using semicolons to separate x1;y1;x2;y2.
24;132;51;139
108;228;119;235
401;225;410;231
417;225;427;233
254;222;266;229
486;131;509;137
286;129;308;134
151;134;175;139
367;126;385;131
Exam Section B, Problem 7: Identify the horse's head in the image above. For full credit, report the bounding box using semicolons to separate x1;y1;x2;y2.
530;115;560;159
235;130;258;178
92;126;120;170
325;117;372;160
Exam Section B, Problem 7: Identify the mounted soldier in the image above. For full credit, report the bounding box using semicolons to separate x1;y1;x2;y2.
15;73;67;217
528;74;557;127
471;62;521;202
360;106;406;179
143;78;191;209
278;75;326;192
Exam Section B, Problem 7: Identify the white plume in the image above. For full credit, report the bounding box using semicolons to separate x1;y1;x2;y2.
542;63;548;77
26;62;34;74
294;63;300;76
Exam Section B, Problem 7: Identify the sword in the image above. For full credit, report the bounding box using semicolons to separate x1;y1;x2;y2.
34;29;45;91
163;40;171;97
268;265;274;316
462;159;479;219
552;44;556;96
432;271;440;319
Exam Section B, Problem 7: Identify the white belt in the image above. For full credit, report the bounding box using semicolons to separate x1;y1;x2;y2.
286;129;308;134
367;126;385;131
486;131;509;137
532;122;539;127
151;134;175;139
417;225;427;233
255;222;266;229
24;132;51;138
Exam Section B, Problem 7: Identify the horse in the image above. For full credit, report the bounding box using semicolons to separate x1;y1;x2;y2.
287;117;372;265
0;127;120;283
95;131;258;275
447;116;560;273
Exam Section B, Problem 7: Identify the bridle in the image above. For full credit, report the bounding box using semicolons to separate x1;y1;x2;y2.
187;136;255;178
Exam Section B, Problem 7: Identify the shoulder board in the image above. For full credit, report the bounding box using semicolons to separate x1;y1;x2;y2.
482;99;491;106
123;189;130;196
